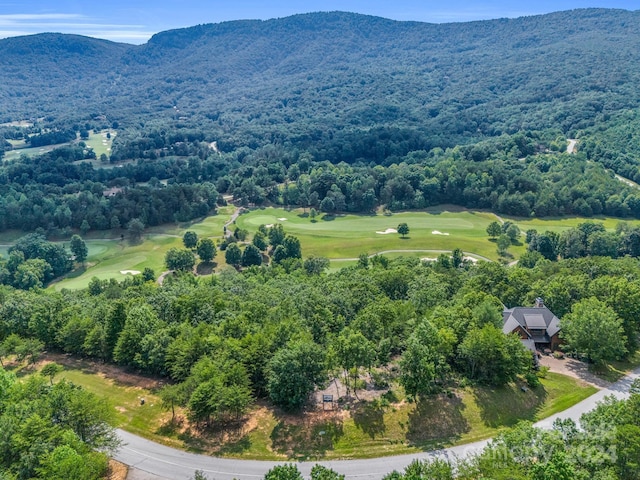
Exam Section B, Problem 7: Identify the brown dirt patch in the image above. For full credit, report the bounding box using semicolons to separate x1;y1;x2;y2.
39;353;165;390
107;459;128;480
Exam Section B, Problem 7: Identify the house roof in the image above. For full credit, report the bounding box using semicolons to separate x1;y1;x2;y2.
503;305;560;343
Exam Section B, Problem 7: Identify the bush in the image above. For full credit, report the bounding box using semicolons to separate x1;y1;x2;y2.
536;365;550;378
524;371;541;388
370;370;390;390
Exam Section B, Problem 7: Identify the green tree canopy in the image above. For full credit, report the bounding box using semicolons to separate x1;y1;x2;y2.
225;243;242;266
183;231;198;249
165;248;196;272
560;297;627;364
397;223;410;238
267;340;326;411
69;235;88;264
196;238;216;263
241;244;262;267
486;221;502;238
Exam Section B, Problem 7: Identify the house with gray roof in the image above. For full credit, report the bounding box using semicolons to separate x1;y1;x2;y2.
503;298;561;351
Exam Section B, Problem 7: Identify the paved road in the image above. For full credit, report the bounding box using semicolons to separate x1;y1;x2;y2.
330;249;492;263
115;366;639;480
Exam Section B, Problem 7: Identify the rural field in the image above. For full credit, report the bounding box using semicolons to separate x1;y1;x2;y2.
46;205;640;290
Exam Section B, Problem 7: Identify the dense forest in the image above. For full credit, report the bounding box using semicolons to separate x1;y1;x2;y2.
1;253;638;414
0;253;639;477
1;9;640;235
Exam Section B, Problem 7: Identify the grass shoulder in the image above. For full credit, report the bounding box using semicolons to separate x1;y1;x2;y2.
17;357;597;461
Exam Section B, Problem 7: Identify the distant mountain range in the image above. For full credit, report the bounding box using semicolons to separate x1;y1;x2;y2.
1;8;640;150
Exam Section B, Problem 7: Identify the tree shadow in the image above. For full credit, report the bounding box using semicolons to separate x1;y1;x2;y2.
270;412;344;460
155;418;182;437
196;261;217;275
400;237;410;240
351;400;386;438
65;266;88;279
177;418;251;455
298;212;309;218
322;214;336;221
472;383;547;428
406;393;470;449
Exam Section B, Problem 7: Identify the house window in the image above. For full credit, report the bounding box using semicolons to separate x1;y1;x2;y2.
528;328;546;337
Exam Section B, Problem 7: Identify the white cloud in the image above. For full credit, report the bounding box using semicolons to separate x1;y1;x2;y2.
0;12;153;44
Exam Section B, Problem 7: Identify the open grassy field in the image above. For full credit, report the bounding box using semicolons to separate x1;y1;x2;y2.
52;206;236;290
516;215;637;233
3;139;61;162
52;235;186;290
2;204;635;290
21;357;596;460
4;129;116;164
84;129;117;158
236;206;511;262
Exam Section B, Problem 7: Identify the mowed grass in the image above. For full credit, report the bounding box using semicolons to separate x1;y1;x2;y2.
517;215;640;234
52;236;181;290
237;206;513;261
237;207;640;264
83;129;117;158
16;358;174;446
4;141;62;162
52;207;236;290
5;204;638;290
58;368;166;439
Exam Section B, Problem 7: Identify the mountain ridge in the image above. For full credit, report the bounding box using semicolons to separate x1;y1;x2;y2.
1;8;640;154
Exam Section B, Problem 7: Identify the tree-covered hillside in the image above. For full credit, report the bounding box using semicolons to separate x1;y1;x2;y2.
1;9;640;155
2;9;640;236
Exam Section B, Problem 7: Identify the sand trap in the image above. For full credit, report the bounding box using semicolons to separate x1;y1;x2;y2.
376;228;397;235
120;270;141;275
463;256;478;263
265;224;274;228
278;217;287;221
432;230;450;236
421;257;438;262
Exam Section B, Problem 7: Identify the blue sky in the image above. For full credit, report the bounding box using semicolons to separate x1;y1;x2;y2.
1;1;639;44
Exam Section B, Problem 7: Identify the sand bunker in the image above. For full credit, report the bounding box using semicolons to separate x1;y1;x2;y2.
432;230;450;236
120;270;141;275
265;224;274;228
278;218;288;221
376;228;397;235
463;256;478;263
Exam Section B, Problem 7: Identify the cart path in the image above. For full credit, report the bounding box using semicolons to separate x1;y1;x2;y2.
329;249;492;263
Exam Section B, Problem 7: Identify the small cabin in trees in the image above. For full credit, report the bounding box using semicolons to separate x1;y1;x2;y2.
503;298;561;352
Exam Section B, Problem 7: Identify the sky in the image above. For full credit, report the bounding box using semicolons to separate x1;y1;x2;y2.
1;1;639;44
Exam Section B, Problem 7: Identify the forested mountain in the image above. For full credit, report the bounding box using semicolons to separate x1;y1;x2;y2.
1;8;640;153
2;9;640;236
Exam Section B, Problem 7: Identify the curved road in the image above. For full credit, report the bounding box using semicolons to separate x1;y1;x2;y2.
329;249;492;263
115;366;640;480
